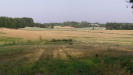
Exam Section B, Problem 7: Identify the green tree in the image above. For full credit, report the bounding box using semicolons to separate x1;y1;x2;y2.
0;17;34;29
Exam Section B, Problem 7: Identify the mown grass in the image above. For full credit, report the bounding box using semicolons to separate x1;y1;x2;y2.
0;36;133;75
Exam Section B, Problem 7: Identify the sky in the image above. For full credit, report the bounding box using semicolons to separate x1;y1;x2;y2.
0;0;133;23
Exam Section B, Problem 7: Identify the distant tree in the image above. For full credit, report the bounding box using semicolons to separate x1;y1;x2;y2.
80;21;91;28
63;21;79;27
0;17;34;29
62;21;92;28
50;25;54;29
106;23;133;30
130;0;133;8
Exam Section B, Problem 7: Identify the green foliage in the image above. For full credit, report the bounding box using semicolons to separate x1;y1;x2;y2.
60;21;92;28
0;55;132;75
0;16;105;29
33;21;100;28
106;23;133;30
50;39;73;45
0;17;34;29
0;36;20;42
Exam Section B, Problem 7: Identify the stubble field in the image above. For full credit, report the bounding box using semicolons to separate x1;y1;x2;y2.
0;28;133;75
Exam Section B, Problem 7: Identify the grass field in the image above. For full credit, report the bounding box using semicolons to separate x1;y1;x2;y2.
0;28;133;75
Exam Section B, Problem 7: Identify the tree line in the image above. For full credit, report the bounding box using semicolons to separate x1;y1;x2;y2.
0;17;133;30
34;21;100;28
106;23;133;30
0;17;95;29
0;17;34;29
0;17;94;29
36;22;133;30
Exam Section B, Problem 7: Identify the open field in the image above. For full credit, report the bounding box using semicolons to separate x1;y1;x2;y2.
0;28;133;45
0;28;133;75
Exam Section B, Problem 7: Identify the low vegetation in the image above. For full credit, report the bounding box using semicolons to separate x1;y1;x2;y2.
0;32;133;75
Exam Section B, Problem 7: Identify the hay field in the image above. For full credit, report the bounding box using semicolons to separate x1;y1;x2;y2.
0;28;133;45
0;28;133;58
0;28;133;75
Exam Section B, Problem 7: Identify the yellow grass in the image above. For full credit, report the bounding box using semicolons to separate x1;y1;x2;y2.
0;28;133;60
0;28;133;45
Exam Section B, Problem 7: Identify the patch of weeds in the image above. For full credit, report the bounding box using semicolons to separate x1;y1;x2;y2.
1;39;74;46
0;36;21;42
49;39;73;45
0;36;22;46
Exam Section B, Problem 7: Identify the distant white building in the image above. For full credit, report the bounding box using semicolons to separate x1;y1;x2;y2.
90;23;100;27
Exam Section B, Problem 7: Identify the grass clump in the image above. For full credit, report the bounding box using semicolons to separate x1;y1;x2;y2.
50;39;73;45
0;36;21;42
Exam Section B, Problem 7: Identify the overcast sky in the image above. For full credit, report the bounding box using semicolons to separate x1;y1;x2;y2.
0;0;133;23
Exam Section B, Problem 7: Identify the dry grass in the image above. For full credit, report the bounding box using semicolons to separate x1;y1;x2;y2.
0;28;133;75
0;28;133;59
0;28;133;45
